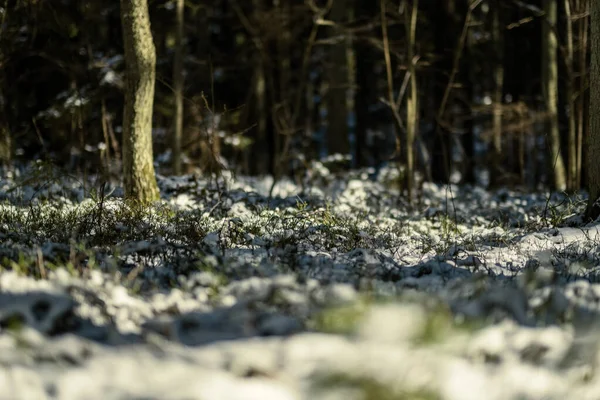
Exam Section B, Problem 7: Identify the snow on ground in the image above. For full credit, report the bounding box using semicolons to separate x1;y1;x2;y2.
1;163;600;399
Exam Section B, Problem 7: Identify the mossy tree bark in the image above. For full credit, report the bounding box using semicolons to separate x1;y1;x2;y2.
542;0;567;191
120;0;160;203
586;0;600;219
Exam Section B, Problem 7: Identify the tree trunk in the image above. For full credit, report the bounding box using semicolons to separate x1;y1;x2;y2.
120;0;160;203
459;0;475;184
404;0;419;198
0;100;10;166
270;0;291;175
586;0;600;219
254;54;269;174
577;0;589;191
563;0;577;191
172;0;184;175
542;0;567;191
326;0;349;155
354;40;373;167
431;0;456;184
0;126;10;167
489;0;504;187
250;0;269;175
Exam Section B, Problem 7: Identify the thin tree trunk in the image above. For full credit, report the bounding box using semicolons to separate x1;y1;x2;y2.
355;41;372;167
586;0;600;219
346;3;356;164
0;126;10;167
490;0;504;187
254;55;269;174
459;0;475;184
245;0;270;175
120;0;160;203
271;0;290;174
577;0;589;190
326;0;349;155
404;0;419;199
564;0;577;191
542;0;567;191
0;99;10;166
172;0;184;175
381;0;402;167
431;0;456;184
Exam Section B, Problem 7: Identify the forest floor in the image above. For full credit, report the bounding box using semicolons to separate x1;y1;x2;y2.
1;161;600;399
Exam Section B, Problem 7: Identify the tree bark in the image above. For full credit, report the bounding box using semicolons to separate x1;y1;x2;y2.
459;0;475;184
120;0;160;203
326;0;350;155
563;0;577;191
354;38;373;167
250;0;269;175
254;54;269;174
577;0;589;192
586;0;600;219
0;99;10;166
404;0;419;198
489;0;504;187
0;126;10;167
172;0;184;175
542;0;567;191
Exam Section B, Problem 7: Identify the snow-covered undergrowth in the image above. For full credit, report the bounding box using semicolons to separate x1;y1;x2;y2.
1;163;600;399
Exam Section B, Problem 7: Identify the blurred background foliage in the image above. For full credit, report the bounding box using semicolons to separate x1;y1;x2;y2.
0;0;590;194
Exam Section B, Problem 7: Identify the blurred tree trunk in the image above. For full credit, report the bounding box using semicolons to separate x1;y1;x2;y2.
0;3;11;167
431;0;455;184
563;0;577;191
354;42;373;167
489;0;504;187
504;2;539;187
254;54;269;174
326;0;349;155
251;0;269;175
120;0;160;203
270;0;291;175
459;0;475;184
404;0;419;198
172;0;184;175
354;0;379;168
195;3;222;175
586;0;600;219
542;0;567;191
577;0;589;191
0;88;10;165
0;125;10;166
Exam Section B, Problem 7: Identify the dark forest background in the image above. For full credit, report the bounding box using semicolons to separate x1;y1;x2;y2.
0;0;590;196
